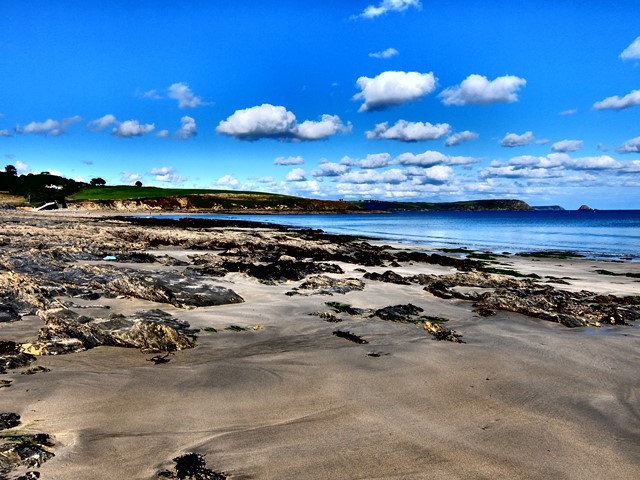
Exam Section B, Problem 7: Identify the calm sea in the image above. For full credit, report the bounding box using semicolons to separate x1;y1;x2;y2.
162;210;640;261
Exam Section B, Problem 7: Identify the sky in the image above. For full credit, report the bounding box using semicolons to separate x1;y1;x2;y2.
1;0;640;209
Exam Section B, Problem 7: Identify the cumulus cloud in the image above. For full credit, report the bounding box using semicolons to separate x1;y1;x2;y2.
616;136;640;153
312;161;349;178
175;116;197;140
353;71;437;112
215;175;240;188
0;129;11;137
274;156;304;166
395;150;448;166
593;89;640;110
341;153;391;169
15;160;31;174
480;165;562;179
297;114;352;140
18;116;82;136
156;130;170;138
406;165;454;184
369;47;399;59
354;0;421;19
137;89;162;100
500;131;535;147
88;114;118;131
569;156;621;170
168;82;205;108
365;120;450;141
148;166;185;184
444;130;479;147
439;74;526;106
121;171;143;184
551;139;583;152
113;120;155;138
284;168;307;182
216;104;350;141
338;168;407;184
620;36;640;61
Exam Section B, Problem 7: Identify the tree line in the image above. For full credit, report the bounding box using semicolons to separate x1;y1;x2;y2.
0;165;109;204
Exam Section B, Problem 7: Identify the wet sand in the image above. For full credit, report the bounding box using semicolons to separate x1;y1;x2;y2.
1;211;639;479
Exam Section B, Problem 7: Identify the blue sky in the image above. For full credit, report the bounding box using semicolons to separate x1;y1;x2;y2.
1;0;639;209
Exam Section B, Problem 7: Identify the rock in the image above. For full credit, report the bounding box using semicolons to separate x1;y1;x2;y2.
0;305;20;322
0;341;36;373
295;275;365;295
333;330;368;344
424;321;464;343
34;308;197;354
363;270;411;285
158;452;228;480
578;204;594;211
0;413;21;430
374;304;424;322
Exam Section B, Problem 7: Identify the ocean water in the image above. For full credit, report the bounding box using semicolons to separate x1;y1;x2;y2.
162;210;640;261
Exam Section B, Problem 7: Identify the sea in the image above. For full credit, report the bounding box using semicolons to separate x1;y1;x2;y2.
159;210;640;261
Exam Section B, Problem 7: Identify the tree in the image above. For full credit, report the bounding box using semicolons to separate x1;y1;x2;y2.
90;177;106;187
135;180;143;187
4;165;17;176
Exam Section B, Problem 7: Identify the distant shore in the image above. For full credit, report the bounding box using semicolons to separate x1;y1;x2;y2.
1;210;639;479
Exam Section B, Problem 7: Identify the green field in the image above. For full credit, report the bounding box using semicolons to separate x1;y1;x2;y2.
67;186;265;201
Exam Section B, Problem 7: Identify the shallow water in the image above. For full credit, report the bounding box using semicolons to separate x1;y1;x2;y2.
158;210;640;261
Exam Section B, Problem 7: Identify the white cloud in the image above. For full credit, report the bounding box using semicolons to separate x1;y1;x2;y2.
559;109;578;116
121;171;143;184
355;0;421;19
312;161;349;177
274;156;304;165
15;160;31;174
444;130;479;147
19;116;81;136
156;130;170;138
620;36;640;60
338;168;407;184
395;150;447;166
215;174;240;188
508;153;568;168
0;129;11;137
341;153;391;169
353;71;437;112
149;166;185;184
296;114;352;140
113;120;155;138
88;114;118;131
284;168;307;182
168;82;205;108
216;104;349;141
551;139;583;152
569;156;621;170
593;89;640;110
369;47;399;59
138;89;162;100
500;131;535;147
616;136;640;153
175;115;197;140
407;165;454;184
366;120;451;141
439;74;526;106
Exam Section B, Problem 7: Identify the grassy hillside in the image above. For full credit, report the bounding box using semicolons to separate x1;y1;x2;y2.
68;186;244;201
355;199;533;211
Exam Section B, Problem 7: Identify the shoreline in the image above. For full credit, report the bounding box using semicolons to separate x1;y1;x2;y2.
1;210;639;479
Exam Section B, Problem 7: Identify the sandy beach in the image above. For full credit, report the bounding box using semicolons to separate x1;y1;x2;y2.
1;210;639;479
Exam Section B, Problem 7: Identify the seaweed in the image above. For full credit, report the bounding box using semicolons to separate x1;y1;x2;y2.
333;330;368;344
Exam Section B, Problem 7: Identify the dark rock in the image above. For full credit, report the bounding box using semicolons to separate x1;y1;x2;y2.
0;341;36;373
0;413;20;430
423;321;465;343
158;452;228;480
374;304;424;322
333;330;368;344
0;305;20;323
363;270;411;285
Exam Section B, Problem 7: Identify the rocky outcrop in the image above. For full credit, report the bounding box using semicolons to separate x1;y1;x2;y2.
26;308;198;355
0;413;54;478
290;275;365;295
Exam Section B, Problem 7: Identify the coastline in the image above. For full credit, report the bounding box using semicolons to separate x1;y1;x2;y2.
1;210;639;479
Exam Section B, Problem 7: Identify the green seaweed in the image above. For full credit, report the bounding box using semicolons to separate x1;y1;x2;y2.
515;251;584;259
225;325;246;332
325;301;353;313
202;327;218;333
